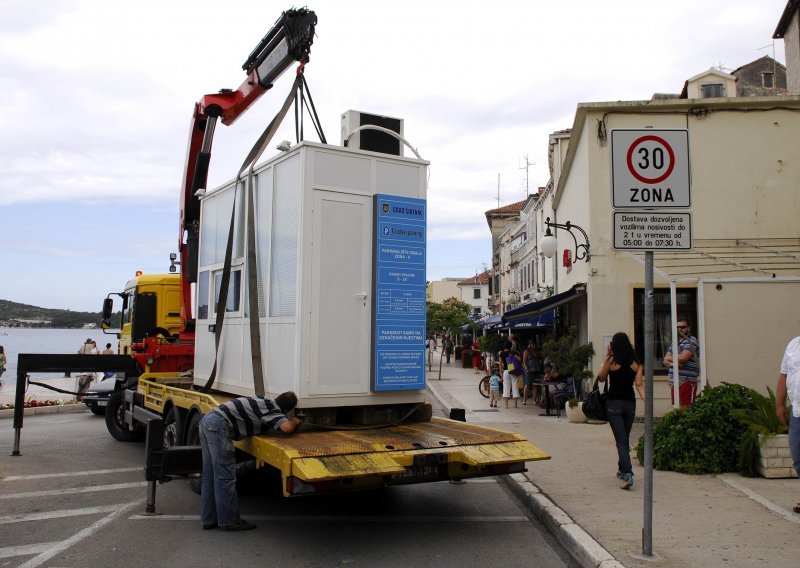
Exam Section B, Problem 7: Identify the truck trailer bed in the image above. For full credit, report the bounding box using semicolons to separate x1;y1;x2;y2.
136;378;550;496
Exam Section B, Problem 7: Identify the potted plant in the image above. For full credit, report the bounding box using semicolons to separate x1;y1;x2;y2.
477;333;507;373
541;326;594;418
732;387;795;478
565;397;587;423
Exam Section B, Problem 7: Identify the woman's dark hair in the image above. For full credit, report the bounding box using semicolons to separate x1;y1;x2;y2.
275;391;298;414
610;332;638;367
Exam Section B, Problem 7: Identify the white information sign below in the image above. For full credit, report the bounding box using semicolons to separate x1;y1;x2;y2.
611;129;690;208
613;211;692;251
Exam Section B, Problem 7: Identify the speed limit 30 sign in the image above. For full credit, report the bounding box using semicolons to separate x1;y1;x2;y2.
611;129;690;208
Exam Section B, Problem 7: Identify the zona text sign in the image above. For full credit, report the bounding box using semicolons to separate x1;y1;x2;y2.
611;129;690;208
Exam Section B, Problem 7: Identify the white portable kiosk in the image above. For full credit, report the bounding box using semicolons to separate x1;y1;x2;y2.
194;141;429;411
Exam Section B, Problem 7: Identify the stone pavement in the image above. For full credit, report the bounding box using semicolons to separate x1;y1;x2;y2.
426;361;800;568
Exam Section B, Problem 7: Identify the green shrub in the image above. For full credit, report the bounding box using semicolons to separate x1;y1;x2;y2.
635;382;754;474
477;334;506;356
737;429;761;477
732;386;791;477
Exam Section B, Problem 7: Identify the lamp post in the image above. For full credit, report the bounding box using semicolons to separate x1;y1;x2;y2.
540;217;591;261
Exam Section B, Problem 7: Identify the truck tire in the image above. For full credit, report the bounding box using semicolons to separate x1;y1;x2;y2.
105;391;144;442
185;413;203;495
163;407;183;448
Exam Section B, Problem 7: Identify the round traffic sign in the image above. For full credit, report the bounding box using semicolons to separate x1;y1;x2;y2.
625;135;675;184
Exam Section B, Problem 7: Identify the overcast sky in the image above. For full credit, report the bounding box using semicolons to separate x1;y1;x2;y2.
0;0;788;312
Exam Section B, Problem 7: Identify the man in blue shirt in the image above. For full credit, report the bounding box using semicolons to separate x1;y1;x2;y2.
663;318;700;407
199;391;303;531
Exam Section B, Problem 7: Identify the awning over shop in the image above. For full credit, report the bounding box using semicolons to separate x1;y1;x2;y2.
502;284;586;325
480;314;502;328
503;309;555;330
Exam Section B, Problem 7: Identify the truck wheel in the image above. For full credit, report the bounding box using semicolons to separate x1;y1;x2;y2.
163;407;183;448
185;413;203;495
105;391;143;442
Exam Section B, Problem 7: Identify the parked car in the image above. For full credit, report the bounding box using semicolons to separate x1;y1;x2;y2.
82;375;117;415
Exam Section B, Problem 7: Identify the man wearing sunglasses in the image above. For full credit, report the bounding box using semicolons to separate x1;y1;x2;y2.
663;318;700;407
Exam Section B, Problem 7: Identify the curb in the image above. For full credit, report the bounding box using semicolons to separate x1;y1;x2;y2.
426;381;622;568
0;403;87;419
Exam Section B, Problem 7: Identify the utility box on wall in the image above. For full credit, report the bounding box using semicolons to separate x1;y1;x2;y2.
341;110;404;156
194;141;428;409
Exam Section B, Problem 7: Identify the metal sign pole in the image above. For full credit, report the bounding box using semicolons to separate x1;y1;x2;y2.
643;251;654;556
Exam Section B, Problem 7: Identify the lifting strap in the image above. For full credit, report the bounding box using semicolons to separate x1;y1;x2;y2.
202;71;304;394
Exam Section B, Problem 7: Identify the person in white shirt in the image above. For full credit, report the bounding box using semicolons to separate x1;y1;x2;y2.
776;336;800;514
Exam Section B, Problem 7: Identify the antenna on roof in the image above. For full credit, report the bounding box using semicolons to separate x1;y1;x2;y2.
519;154;534;197
758;41;777;75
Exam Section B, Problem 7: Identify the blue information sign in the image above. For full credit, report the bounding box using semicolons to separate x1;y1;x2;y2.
373;194;426;391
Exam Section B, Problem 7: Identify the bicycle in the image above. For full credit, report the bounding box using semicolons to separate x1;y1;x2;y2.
479;375;491;398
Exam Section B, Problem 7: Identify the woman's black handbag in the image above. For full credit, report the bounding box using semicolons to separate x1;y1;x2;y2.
582;377;608;421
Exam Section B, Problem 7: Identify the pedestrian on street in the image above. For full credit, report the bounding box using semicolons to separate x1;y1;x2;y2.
77;338;98;355
0;345;6;389
444;336;453;364
199;391;303;531
522;341;543;405
488;365;501;408
776;336;800;513
597;332;645;490
504;348;523;408
663;318;700;406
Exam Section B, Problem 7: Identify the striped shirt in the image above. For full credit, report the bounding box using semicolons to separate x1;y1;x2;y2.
214;396;289;441
666;336;700;384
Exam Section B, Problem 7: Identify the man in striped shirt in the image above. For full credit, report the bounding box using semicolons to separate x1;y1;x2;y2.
199;391;303;531
663;318;700;407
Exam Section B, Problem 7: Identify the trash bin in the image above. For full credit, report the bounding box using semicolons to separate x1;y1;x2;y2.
461;348;473;368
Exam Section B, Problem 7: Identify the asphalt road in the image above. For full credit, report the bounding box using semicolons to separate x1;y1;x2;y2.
1;409;576;568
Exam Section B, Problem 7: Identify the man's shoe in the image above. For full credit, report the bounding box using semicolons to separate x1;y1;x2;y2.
620;473;633;490
202;522;218;530
221;519;257;531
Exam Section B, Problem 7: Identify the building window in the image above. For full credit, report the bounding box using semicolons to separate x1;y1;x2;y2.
473;307;481;318
701;83;724;98
762;72;774;88
473;288;481;299
632;288;697;374
214;269;242;315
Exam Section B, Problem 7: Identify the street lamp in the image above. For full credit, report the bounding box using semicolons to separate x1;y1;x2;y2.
540;217;591;261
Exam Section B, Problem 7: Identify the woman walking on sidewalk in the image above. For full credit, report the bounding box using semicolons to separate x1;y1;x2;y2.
597;332;645;490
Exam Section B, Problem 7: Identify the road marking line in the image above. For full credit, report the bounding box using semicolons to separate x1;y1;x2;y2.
4;467;141;481
17;500;139;568
0;542;61;560
0;504;127;525
130;514;530;523
717;474;800;525
0;482;147;500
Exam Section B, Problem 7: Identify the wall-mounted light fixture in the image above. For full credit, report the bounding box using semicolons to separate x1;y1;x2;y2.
540;217;591;261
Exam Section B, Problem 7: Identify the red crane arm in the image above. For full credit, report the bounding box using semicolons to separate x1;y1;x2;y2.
176;8;316;332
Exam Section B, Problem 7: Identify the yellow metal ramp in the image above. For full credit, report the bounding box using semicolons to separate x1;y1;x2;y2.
236;417;550;495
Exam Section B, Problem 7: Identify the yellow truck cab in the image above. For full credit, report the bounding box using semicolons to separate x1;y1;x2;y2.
114;273;182;355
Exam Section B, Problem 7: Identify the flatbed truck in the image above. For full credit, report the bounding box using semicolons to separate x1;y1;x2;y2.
95;7;549;498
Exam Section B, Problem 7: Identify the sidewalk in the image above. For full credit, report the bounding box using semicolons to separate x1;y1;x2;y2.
426;361;800;568
0;376;84;418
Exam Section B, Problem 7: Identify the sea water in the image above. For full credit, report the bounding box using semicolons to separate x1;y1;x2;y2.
0;327;116;384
